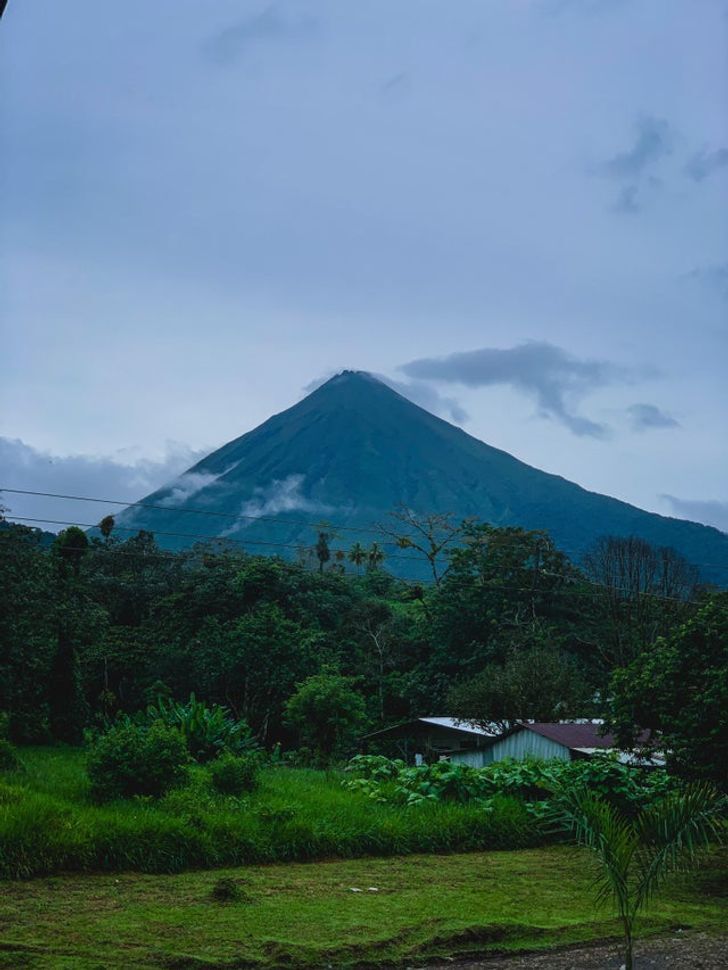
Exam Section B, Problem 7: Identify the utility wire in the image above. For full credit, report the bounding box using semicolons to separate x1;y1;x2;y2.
3;485;727;573
0;487;388;539
3;515;709;604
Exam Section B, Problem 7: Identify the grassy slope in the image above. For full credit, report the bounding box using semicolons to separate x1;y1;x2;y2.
1;847;726;969
1;749;539;879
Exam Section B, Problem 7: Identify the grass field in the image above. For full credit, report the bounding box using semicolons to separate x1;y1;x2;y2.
0;748;540;879
1;846;726;968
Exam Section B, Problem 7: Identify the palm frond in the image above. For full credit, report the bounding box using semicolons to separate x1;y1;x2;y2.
634;783;726;910
551;785;638;914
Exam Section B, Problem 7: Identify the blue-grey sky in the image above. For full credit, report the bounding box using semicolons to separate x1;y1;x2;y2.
1;0;727;532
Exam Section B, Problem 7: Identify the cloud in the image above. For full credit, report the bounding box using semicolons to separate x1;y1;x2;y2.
0;437;208;530
202;4;318;65
157;467;236;507
595;116;672;212
687;262;728;301
380;73;410;99
400;342;638;438
627;403;679;432
303;371;468;424
662;495;728;534
599;116;672;180
375;375;468;424
221;474;330;536
685;147;728;182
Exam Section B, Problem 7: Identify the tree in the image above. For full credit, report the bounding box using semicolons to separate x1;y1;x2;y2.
583;536;698;668
284;668;366;765
348;542;366;575
367;542;385;571
608;592;728;785
379;508;464;584
554;783;725;970
0;524;56;740
448;625;592;730
99;515;115;540
49;527;91;743
427;522;580;684
315;531;331;574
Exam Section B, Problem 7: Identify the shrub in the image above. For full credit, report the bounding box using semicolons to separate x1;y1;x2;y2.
132;693;256;763
342;754;675;814
210;876;249;902
87;720;189;802
210;752;260;796
0;739;22;772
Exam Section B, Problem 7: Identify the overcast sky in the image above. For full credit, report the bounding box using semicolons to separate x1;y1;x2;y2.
1;0;727;533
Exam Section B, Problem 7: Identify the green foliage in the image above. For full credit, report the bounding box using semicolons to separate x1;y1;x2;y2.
210;752;260;796
552;782;726;970
135;693;256;763
0;747;542;879
0;740;22;772
343;755;674;816
285;669;367;765
0;525;56;742
608;592;728;786
48;635;88;745
87;720;189;802
448;629;593;727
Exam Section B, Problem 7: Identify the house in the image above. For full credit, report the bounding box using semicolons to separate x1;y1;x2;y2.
449;721;662;768
363;716;498;763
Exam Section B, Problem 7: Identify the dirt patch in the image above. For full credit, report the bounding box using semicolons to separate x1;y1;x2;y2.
423;932;728;970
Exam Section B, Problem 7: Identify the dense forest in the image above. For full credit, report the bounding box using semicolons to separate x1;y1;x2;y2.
1;513;725;782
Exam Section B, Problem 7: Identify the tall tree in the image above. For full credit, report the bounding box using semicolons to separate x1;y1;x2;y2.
379;507;464;585
583;536;698;668
49;527;91;743
315;531;331;575
348;542;366;575
608;592;728;785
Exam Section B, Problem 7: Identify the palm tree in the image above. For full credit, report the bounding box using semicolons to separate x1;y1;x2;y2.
553;783;725;970
367;542;385;571
348;542;366;576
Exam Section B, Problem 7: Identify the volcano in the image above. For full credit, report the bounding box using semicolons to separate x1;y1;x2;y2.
116;371;728;583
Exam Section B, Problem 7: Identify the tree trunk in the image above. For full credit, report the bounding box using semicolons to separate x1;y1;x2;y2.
623;915;634;970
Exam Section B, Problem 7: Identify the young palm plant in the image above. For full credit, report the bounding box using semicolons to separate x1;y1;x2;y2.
553;783;725;970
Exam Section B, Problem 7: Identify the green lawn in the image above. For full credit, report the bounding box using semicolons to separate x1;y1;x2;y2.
1;846;725;968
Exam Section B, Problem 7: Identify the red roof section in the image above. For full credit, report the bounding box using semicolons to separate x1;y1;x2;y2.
522;722;618;749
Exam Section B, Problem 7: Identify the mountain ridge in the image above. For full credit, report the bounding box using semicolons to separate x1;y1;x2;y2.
117;371;728;584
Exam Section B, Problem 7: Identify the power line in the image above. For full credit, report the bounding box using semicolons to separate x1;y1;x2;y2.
3;515;427;565
0;486;388;539
3;516;708;604
3;485;727;573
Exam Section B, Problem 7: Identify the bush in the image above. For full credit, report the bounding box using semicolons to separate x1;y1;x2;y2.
210;752;260;796
0;739;22;772
87;720;189;802
132;693;256;763
343;755;675;815
210;875;249;902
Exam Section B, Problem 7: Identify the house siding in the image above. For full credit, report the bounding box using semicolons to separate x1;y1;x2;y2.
451;729;571;766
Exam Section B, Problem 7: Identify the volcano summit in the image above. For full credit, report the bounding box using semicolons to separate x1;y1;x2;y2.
116;371;728;583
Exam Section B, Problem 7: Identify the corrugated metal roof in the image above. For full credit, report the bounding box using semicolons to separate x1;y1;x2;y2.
363;717;498;740
522;722;617;748
418;717;499;737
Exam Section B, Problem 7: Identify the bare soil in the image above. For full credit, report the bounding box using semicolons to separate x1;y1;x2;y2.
423;933;728;970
